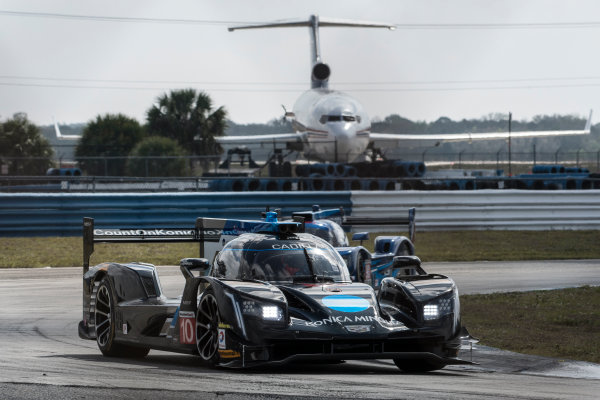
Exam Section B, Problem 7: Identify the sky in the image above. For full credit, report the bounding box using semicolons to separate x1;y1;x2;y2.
1;0;600;127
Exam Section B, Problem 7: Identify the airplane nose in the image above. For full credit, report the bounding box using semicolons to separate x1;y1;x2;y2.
329;124;356;162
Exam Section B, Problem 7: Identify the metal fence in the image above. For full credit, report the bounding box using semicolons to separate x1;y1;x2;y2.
2;149;600;178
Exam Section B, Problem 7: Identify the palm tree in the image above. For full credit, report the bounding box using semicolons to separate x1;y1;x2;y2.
146;89;227;162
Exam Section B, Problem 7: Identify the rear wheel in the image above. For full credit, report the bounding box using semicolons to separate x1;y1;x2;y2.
196;289;221;365
393;358;444;373
94;277;150;358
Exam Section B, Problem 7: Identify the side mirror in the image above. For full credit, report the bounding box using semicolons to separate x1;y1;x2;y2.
180;258;210;279
392;255;421;268
392;255;424;278
352;232;369;247
352;232;369;241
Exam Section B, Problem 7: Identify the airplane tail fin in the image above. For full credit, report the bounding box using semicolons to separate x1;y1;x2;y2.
584;109;593;133
53;117;82;140
229;15;395;89
53;117;63;139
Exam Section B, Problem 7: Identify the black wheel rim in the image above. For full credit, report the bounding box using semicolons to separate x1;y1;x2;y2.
196;294;219;360
95;284;112;347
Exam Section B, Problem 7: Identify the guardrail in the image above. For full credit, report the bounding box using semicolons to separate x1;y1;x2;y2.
1;190;599;236
0;192;352;237
350;190;600;231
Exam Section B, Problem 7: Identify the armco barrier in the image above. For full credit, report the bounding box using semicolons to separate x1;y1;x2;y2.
0;192;352;237
350;189;600;231
2;190;600;236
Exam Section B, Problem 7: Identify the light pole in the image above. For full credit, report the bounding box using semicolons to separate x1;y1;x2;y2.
508;112;512;176
422;142;440;163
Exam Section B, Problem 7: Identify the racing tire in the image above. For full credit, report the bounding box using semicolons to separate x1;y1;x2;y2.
94;277;150;358
196;288;221;365
393;358;444;373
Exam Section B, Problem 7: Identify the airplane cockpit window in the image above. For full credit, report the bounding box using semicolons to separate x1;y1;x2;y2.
320;115;359;124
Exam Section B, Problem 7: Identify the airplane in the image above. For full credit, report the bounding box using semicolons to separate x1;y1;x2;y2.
217;15;592;164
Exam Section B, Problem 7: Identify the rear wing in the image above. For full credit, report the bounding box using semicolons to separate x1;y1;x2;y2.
291;206;416;242
82;214;301;273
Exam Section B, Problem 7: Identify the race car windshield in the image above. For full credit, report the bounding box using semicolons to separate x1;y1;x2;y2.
216;244;351;283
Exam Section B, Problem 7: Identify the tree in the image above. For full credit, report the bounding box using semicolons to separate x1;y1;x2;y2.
0;113;54;175
75;114;144;176
146;89;227;160
126;136;189;177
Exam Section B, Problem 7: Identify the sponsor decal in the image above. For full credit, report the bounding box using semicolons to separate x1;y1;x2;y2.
179;312;196;344
322;295;370;312
218;323;232;329
218;349;241;359
94;229;194;237
346;325;371;333
271;243;313;250
302;314;403;327
218;328;226;349
201;229;246;241
122;323;128;335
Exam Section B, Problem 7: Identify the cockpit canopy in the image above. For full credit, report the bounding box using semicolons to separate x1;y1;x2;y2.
213;233;351;283
305;219;349;247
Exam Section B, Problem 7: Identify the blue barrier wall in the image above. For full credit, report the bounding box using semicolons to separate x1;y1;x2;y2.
0;192;352;236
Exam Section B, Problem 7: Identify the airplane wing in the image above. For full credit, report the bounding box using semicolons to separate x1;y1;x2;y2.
216;132;305;144
370;110;592;142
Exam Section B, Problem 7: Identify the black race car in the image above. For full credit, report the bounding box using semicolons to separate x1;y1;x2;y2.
78;213;473;371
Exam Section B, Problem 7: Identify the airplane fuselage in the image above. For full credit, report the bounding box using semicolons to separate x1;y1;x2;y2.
292;88;371;163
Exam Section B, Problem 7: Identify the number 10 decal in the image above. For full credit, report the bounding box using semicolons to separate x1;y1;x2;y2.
179;311;196;344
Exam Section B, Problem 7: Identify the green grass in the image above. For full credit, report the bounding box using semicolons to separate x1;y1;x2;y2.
1;230;599;268
461;286;600;363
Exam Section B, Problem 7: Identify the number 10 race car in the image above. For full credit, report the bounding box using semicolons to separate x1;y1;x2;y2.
78;213;474;372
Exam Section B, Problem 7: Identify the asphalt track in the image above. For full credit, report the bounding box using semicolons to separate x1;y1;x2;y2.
1;261;599;400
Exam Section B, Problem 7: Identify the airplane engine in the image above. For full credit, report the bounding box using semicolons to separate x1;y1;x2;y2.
311;63;330;88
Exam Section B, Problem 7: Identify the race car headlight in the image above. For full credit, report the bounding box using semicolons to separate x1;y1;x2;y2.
262;305;283;321
423;288;458;321
241;299;283;321
423;304;439;320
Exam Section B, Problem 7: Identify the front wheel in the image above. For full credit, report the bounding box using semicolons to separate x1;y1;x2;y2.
94;277;150;358
196;289;221;365
393;358;444;373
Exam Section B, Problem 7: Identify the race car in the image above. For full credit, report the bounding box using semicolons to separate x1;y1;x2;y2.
78;213;473;371
288;205;416;287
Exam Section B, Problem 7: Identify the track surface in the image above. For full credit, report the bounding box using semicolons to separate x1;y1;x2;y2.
1;261;599;399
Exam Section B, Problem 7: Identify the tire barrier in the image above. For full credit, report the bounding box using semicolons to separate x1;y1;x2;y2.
46;167;82;176
306;174;325;191
565;167;590;174
532;165;565;174
294;161;426;179
345;165;358;177
295;163;359;178
268;161;292;177
363;180;381;191
259;179;280;191
209;179;246;192
510;173;593;190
